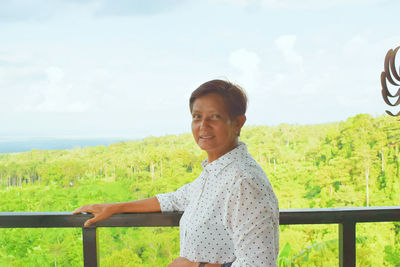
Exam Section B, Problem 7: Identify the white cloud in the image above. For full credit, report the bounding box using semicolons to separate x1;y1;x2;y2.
268;32;400;117
229;48;260;71
239;30;398;126
274;35;303;67
93;0;184;16
260;0;376;9
0;0;186;22
213;0;378;9
229;48;261;91
45;66;64;83
13;66;92;113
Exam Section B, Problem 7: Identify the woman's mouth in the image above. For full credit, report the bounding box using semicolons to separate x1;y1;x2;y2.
200;136;214;140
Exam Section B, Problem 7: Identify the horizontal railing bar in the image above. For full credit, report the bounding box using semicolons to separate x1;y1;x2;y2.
0;206;399;228
0;212;183;228
279;206;400;224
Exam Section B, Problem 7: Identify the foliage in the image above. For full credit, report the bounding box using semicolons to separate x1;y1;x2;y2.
0;114;399;266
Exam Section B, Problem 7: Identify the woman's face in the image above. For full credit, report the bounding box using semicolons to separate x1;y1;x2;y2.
191;93;244;162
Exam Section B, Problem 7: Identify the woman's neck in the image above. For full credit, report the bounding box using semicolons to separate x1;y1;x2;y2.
206;141;238;163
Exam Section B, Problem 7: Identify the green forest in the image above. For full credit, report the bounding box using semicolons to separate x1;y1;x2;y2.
1;114;400;266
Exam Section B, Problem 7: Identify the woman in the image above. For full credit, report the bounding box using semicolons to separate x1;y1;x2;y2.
73;80;279;267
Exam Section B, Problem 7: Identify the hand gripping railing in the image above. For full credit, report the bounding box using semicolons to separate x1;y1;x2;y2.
1;206;400;267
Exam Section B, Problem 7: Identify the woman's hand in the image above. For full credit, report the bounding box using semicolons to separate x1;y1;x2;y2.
73;203;115;227
73;197;162;227
167;257;198;267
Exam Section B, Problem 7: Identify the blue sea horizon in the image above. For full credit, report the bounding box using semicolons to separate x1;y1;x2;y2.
0;137;130;154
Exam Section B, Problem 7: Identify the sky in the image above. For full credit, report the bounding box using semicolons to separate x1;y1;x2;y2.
1;0;400;140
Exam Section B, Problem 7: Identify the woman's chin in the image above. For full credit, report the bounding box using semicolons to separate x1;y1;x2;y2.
197;143;213;151
197;140;215;151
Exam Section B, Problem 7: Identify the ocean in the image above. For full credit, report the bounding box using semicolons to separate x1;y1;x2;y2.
0;138;129;154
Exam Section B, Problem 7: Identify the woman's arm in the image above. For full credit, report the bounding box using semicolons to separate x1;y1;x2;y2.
73;197;161;227
73;181;193;227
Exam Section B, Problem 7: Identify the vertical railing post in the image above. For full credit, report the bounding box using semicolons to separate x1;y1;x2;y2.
82;227;99;267
339;221;356;267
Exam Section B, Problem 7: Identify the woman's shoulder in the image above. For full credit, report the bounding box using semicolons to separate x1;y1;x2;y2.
228;160;270;190
231;150;267;177
230;153;276;191
228;163;279;213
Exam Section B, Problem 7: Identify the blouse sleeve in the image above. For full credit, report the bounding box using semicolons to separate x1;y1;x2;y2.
224;176;279;267
156;182;192;212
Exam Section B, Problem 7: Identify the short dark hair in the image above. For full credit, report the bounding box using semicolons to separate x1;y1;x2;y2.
189;79;248;118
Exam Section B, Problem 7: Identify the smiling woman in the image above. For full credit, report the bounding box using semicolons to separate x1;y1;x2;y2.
73;80;279;267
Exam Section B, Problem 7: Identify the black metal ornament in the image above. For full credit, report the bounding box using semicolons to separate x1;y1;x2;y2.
381;46;400;116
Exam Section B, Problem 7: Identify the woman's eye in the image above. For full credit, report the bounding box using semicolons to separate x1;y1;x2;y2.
192;114;200;119
212;114;221;119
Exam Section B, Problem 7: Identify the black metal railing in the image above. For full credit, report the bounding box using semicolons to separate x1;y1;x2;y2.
1;206;400;267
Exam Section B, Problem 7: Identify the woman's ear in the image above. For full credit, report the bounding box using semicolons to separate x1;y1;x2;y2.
235;115;246;136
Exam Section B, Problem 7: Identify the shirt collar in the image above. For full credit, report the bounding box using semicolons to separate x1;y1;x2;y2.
201;141;247;175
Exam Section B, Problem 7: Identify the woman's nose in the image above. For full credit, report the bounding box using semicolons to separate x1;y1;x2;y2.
199;118;210;129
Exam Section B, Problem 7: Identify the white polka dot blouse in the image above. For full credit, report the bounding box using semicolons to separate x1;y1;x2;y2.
156;142;279;266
